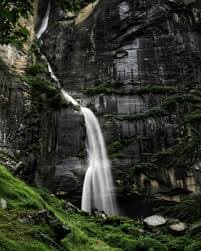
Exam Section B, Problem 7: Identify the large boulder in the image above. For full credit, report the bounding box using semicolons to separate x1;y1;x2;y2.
143;215;167;227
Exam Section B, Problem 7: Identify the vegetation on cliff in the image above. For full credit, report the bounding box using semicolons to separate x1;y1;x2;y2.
0;0;33;47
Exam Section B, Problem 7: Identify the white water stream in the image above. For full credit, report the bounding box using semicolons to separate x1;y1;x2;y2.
37;2;118;215
37;1;51;39
81;107;118;215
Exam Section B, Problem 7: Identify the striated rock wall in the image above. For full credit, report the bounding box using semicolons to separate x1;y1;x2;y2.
40;0;201;215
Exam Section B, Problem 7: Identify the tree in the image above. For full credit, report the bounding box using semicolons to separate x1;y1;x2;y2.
0;0;33;47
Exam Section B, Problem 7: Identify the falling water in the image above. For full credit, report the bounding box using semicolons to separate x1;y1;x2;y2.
61;89;79;106
81;107;118;215
37;2;118;215
37;1;50;39
47;62;60;86
61;90;118;215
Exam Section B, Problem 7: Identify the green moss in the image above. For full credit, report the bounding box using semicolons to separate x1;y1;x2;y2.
161;94;199;110
0;233;54;251
83;81;123;96
0;165;44;209
136;85;177;95
108;139;133;159
84;82;177;96
184;242;201;251
24;75;63;110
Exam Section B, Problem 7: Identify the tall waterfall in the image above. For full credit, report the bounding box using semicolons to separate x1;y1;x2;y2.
61;90;118;215
37;2;118;216
81;107;118;215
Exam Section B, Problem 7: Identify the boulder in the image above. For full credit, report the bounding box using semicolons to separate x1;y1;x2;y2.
169;222;187;233
143;215;167;227
0;198;7;209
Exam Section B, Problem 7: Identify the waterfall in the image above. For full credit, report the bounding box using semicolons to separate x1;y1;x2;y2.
37;1;50;39
61;90;118;215
37;2;118;216
81;107;118;215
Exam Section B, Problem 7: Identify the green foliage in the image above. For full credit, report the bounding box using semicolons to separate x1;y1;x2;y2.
24;62;65;110
0;232;54;251
105;234;168;251
25;76;62;110
108;140;132;159
136;85;177;95
84;83;177;96
163;193;201;222
120;223;142;237
0;0;33;47
184;242;201;251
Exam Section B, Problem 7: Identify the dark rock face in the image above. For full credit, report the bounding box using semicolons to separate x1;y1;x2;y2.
0;67;57;184
1;0;201;217
44;0;201;88
40;0;201;216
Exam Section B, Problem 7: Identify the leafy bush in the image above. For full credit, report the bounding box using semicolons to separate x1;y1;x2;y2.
27;64;47;76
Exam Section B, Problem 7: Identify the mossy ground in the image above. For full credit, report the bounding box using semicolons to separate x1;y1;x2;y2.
0;163;200;251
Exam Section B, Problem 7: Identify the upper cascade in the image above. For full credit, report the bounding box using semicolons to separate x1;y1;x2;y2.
37;1;50;39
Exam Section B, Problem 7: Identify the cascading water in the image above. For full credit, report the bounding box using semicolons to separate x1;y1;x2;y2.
37;2;118;216
81;107;118;215
61;90;118;215
37;1;50;39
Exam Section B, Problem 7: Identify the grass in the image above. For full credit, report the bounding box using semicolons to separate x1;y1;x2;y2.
0;163;201;251
0;164;44;209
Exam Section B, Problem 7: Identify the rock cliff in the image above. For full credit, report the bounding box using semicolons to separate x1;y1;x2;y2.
41;0;201;216
1;0;201;217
